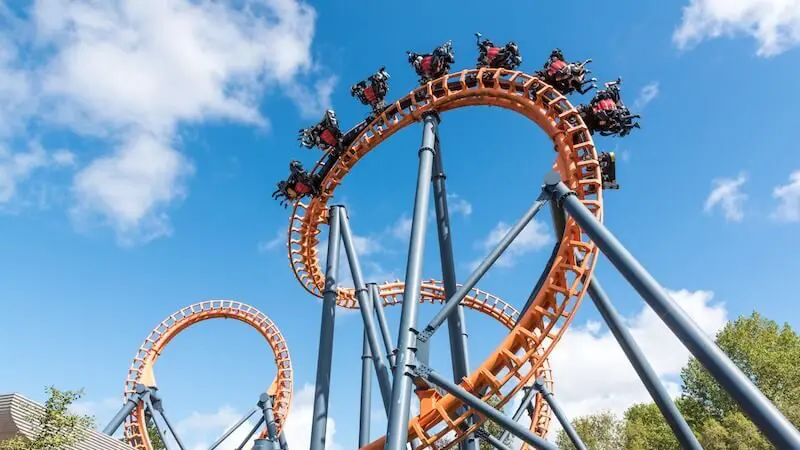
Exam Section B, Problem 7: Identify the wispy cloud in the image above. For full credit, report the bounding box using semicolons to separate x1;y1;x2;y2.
771;169;800;222
634;82;659;110
704;172;748;222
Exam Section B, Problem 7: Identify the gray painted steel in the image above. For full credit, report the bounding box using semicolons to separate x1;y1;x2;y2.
384;112;437;450
418;366;558;450
358;289;374;447
544;172;800;449
430;122;477;450
587;278;702;450
420;192;549;339
309;205;343;450
340;209;395;413
533;379;587;450
369;283;396;368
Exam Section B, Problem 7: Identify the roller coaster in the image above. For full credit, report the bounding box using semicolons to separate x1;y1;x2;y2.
101;34;800;450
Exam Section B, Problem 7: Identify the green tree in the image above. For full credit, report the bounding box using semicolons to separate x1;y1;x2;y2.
555;410;623;450
696;412;771;450
681;311;800;426
622;403;679;450
146;417;166;450
0;386;94;450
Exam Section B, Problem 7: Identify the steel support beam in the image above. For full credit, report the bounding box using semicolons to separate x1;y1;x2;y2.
359;288;374;447
543;172;800;449
103;385;149;436
414;365;558;450
419;192;549;342
259;394;281;450
429;118;477;450
209;407;259;450
149;389;186;450
369;283;396;368
236;416;265;450
498;384;539;445
340;210;394;412
143;396;171;450
588;278;702;449
532;379;586;450
309;205;343;450
474;428;512;450
384;113;437;450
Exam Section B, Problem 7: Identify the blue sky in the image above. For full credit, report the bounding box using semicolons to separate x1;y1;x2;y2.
1;0;800;448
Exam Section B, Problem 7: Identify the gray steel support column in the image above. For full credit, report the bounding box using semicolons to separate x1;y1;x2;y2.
252;439;270;450
419;192;549;341
369;283;397;367
236;416;265;450
588;278;702;450
415;366;558;450
259;394;281;450
430;120;477;450
543;172;800;449
156;410;185;450
475;428;512;450
359;289;374;447
498;384;539;444
385;113;437;450
340;211;394;412
309;206;343;450
103;385;149;435
278;431;288;450
209;407;258;450
532;379;587;450
143;396;171;450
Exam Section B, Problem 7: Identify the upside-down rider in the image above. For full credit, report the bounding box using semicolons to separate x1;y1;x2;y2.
474;32;522;70
580;78;641;137
407;41;455;84
272;160;319;208
351;67;391;117
298;109;342;153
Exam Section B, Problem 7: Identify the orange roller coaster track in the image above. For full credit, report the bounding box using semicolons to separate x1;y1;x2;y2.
122;301;293;450
286;68;603;449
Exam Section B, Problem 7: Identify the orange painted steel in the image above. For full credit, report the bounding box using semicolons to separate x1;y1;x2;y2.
285;67;603;448
122;301;293;450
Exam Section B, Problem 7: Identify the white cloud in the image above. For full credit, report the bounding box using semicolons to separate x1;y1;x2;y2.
173;385;341;450
282;384;342;450
0;142;74;204
471;219;551;269
259;227;287;252
704;173;747;222
447;193;473;217
532;289;728;442
70;396;121;426
69;132;193;245
390;215;412;240
673;0;800;57
634;82;659;110
176;406;255;450
0;0;334;243
771;169;800;222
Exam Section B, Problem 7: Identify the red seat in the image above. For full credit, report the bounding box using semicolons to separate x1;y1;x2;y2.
319;129;337;146
363;85;376;103
487;47;500;62
294;182;311;194
421;56;433;75
547;60;566;76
